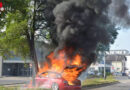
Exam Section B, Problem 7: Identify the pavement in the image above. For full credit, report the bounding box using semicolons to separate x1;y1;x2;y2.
0;76;130;90
0;76;31;86
83;76;130;90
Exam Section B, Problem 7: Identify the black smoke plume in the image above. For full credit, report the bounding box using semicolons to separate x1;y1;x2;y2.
53;0;112;65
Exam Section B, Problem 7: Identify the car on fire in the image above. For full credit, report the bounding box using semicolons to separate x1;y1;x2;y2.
35;71;81;90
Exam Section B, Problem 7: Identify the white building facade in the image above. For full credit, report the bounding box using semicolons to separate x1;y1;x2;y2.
126;56;130;74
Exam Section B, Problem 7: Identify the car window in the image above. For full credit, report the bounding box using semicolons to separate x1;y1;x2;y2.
39;72;48;77
39;72;61;78
48;73;61;78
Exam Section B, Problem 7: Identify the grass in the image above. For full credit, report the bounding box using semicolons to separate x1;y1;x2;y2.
82;75;118;87
0;86;18;90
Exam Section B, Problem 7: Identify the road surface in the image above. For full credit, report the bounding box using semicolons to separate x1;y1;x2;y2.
0;76;130;90
86;76;130;90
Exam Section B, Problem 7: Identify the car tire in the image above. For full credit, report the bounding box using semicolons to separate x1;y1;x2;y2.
52;83;59;90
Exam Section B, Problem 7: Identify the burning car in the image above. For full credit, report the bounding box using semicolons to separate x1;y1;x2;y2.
35;71;81;90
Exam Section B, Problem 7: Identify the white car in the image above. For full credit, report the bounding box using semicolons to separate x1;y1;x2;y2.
88;71;95;75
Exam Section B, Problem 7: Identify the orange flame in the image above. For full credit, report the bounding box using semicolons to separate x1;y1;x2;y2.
38;49;87;85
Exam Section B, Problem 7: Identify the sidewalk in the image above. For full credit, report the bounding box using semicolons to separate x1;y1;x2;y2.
0;76;32;80
0;76;32;86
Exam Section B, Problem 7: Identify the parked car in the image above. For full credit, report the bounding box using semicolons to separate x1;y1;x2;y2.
96;72;102;76
122;72;127;76
88;71;95;76
113;72;122;76
35;71;81;90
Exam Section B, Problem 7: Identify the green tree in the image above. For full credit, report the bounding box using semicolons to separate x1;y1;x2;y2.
0;0;40;85
0;0;40;73
0;0;61;76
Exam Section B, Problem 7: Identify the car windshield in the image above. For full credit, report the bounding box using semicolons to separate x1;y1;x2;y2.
40;71;61;78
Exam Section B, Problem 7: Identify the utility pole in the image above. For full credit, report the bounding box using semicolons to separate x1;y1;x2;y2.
103;52;106;80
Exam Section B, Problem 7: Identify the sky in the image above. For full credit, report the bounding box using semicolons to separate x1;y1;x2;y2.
110;29;130;52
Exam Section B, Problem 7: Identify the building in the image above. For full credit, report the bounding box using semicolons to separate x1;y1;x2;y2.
88;50;128;74
105;54;126;73
106;50;129;55
0;56;32;77
106;50;129;73
125;55;130;74
89;62;111;73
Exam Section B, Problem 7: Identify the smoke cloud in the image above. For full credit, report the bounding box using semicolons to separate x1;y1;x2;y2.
53;0;112;65
109;0;130;27
37;0;130;81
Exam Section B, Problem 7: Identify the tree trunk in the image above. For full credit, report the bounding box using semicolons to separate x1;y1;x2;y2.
29;39;39;86
26;29;39;86
31;0;38;73
26;0;38;86
30;42;39;73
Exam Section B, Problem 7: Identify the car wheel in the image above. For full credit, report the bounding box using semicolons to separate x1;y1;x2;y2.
52;83;59;90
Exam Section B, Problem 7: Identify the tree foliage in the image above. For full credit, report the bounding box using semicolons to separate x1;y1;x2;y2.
0;13;29;58
0;0;30;58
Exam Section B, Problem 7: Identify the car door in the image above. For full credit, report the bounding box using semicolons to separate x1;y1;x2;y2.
36;75;50;87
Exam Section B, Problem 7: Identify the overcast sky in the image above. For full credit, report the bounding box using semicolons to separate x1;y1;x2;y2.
110;29;130;52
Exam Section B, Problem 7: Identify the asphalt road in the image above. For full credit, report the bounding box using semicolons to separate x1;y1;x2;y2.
86;76;130;90
0;76;130;90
